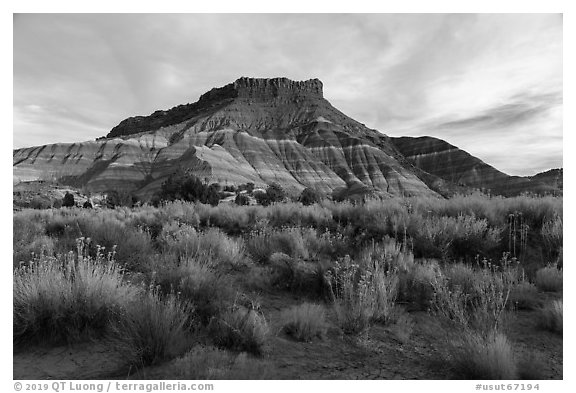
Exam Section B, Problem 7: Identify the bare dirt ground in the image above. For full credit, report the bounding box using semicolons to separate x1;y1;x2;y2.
13;290;562;380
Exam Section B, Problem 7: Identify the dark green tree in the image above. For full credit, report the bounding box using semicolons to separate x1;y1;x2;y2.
205;183;221;206
234;193;250;206
299;187;322;205
62;191;75;207
159;171;222;206
106;190;135;208
266;182;285;203
254;190;270;206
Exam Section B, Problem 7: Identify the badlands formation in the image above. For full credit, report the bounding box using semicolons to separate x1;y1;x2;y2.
13;77;561;199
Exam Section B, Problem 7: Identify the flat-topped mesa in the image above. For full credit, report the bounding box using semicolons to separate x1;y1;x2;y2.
107;77;326;138
198;77;324;103
234;77;323;100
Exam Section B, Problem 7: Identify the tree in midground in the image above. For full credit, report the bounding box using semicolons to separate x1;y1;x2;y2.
62;191;75;207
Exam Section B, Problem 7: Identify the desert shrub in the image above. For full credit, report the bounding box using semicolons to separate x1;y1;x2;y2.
13;213;45;244
246;226;309;263
165;346;268;379
128;211;164;240
431;261;514;333
299;187;322;206
292;227;350;260
177;264;236;325
412;215;501;260
541;213;562;259
268;252;297;287
267;252;322;296
159;225;246;269
356;238;415;272
245;229;275;263
147;246;236;326
538;300;562;334
444;263;477;295
398;259;440;310
327;255;399;334
157;201;200;227
109;290;195;367
44;216;68;237
13;214;56;267
534;265;562;292
76;215;154;271
265;203;333;228
195;203;263;234
279;303;328;342
13;235;56;268
209;303;270;355
13;239;141;345
235;194;250;206
451;331;517;379
29;195;53;209
508;281;542;310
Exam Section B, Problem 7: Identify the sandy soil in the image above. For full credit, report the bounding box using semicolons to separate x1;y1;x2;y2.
14;290;562;380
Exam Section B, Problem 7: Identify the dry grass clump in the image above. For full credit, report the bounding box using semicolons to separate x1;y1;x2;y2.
177;264;236;325
535;265;562;292
398;259;440;310
159;224;246;268
266;252;323;295
246;226;309;263
109;290;195;367
13;239;141;345
163;345;268;379
13;215;55;267
541;213;562;254
148;251;236;326
194;202;262;234
157;200;200;227
412;214;501;260
328;252;399;334
431;262;513;333
451;331;517;379
508;281;542;310
72;214;154;271
209;300;270;355
431;259;522;379
279;303;328;341
538;300;562;334
266;202;333;228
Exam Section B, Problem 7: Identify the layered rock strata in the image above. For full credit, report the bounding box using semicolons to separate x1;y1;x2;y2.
15;77;444;199
390;136;561;196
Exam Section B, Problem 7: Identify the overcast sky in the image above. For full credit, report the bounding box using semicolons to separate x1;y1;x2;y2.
13;13;562;176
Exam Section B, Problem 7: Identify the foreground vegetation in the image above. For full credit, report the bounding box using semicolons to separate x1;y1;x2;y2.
13;193;562;379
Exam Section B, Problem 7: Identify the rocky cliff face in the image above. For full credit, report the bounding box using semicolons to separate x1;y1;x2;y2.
14;77;442;199
390;136;562;196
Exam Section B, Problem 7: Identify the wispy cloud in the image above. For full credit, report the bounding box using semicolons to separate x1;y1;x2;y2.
430;91;562;131
13;14;562;175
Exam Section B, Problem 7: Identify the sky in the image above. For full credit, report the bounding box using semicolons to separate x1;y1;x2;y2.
13;13;563;176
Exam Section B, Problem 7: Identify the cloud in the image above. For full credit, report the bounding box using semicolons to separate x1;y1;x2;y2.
430;90;562;131
13;14;562;176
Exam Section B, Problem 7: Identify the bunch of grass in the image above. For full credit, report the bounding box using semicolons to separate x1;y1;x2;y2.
279;303;328;341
